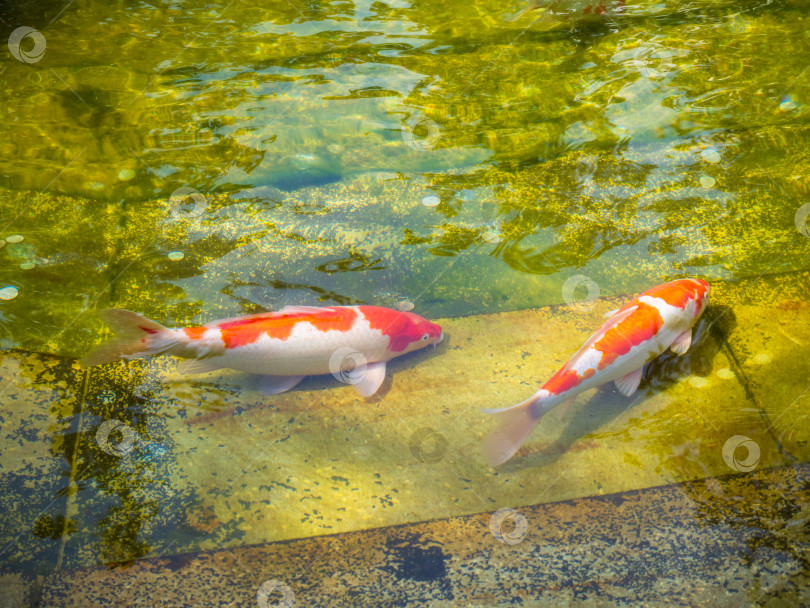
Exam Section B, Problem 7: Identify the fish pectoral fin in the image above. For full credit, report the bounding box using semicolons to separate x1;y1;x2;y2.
670;330;693;355
257;374;305;396
352;361;387;397
615;367;643;397
176;358;224;375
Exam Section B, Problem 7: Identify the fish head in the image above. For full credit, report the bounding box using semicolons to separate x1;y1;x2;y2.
387;311;444;355
685;278;711;319
645;278;711;323
670;278;712;325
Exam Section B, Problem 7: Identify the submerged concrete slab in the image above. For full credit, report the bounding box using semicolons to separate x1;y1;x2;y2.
38;463;810;608
712;274;810;465
0;351;82;573
3;274;808;576
59;285;799;567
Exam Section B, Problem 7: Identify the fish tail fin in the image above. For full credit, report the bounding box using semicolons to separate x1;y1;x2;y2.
79;309;176;367
481;392;550;466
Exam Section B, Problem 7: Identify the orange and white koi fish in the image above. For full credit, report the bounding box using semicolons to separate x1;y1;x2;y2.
483;278;710;466
506;0;624;22
81;306;444;397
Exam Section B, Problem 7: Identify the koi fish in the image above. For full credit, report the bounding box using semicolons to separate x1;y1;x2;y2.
483;278;710;466
506;0;624;22
80;305;444;397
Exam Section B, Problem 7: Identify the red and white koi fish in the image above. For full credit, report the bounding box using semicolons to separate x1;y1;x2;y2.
506;0;624;22
80;305;444;397
483;278;710;466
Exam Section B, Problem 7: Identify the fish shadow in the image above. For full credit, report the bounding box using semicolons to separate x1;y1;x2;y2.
368;337;451;402
506;305;737;469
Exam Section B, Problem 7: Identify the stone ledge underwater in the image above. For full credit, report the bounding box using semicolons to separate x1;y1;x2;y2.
0;273;807;603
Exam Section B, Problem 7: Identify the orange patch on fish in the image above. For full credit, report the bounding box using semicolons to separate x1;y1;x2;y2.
218;308;358;349
358;305;421;352
183;326;207;340
545;369;581;394
594;303;663;369
545;365;596;394
644;282;695;310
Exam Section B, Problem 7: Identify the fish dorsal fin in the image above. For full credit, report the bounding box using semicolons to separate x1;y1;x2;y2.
352;361;387;397
615;367;643;397
205;306;331;328
603;307;621;319
670;329;693;355
276;305;330;315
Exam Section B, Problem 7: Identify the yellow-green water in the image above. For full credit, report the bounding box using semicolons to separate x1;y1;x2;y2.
2;0;810;355
1;0;810;605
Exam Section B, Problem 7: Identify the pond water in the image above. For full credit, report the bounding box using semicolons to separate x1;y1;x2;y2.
1;0;809;606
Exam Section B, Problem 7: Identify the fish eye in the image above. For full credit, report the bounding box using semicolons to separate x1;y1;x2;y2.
421;333;430;341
